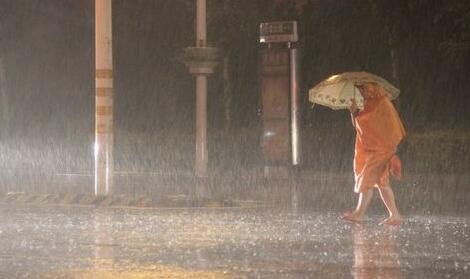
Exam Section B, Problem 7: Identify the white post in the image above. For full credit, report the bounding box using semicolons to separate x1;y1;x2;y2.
95;0;113;195
195;75;208;175
196;0;207;47
195;0;208;176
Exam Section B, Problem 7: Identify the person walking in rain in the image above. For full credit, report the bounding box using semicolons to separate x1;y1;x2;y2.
342;82;406;226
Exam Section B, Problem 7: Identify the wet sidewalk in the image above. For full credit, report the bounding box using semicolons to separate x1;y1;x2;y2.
0;204;469;278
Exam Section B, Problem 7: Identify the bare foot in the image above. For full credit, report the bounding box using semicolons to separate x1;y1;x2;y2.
341;211;364;224
380;216;402;226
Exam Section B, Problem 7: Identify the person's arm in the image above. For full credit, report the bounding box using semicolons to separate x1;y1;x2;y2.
349;99;360;117
349;99;359;128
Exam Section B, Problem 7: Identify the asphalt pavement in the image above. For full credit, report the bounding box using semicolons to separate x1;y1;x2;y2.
0;204;469;278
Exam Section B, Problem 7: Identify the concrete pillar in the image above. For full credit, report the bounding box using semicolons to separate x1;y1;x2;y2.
95;0;113;195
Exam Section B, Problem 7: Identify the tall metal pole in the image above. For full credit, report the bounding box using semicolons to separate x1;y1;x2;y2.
195;0;208;176
290;47;302;166
95;0;113;195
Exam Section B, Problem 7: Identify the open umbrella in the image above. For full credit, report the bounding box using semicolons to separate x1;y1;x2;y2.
308;71;400;110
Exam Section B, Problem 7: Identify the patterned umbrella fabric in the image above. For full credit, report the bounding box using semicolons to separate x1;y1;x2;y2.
308;72;400;110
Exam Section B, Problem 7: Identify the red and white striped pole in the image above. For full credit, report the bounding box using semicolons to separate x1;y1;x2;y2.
95;0;113;195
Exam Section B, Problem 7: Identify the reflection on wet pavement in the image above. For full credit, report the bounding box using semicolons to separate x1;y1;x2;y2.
352;226;401;279
0;205;469;278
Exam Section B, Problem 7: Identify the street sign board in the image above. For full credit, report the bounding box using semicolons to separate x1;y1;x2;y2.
259;21;298;43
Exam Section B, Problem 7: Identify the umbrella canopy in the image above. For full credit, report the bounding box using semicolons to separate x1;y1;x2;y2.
308;72;400;110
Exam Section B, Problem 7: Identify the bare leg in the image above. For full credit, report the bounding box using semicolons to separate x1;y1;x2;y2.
378;186;402;225
342;189;373;223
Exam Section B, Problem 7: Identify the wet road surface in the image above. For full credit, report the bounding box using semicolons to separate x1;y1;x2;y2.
0;204;469;278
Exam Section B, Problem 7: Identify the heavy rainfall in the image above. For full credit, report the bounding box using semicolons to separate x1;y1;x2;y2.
0;0;469;278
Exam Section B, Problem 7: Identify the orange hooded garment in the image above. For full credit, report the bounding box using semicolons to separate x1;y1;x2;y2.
352;85;406;193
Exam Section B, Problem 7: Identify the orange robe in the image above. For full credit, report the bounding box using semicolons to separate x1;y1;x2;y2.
352;94;405;193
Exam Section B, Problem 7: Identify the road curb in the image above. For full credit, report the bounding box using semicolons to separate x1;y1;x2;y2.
0;192;265;209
